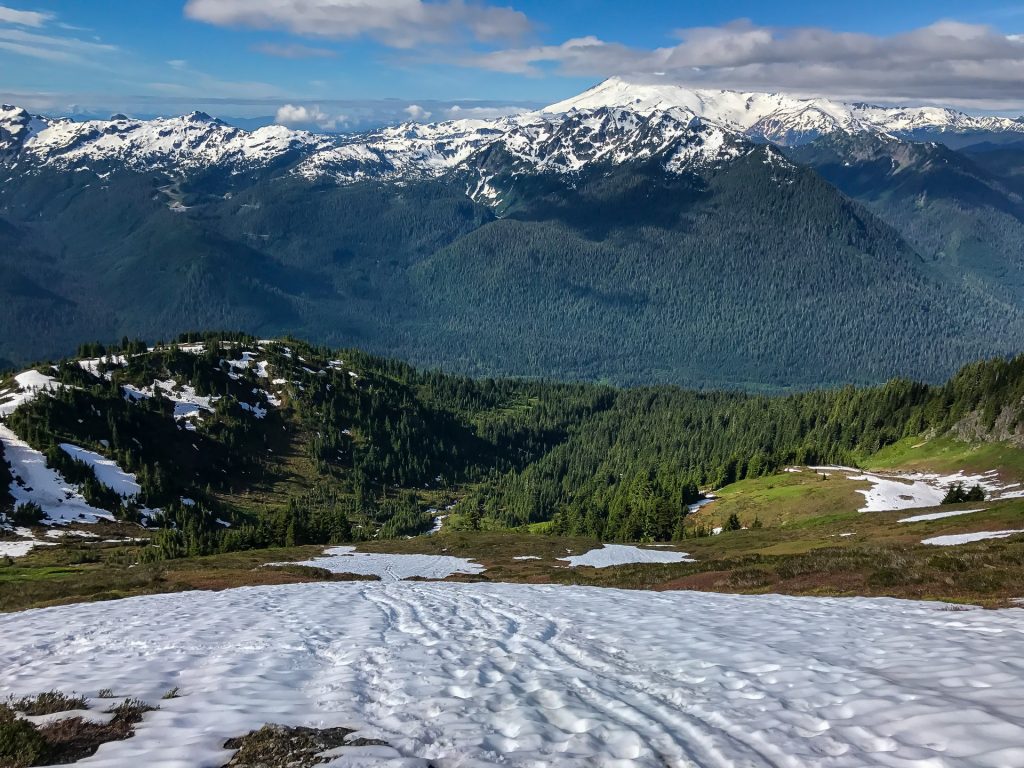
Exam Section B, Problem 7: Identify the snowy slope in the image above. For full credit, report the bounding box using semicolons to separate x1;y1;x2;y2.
0;425;114;524
0;106;327;172
4;77;1023;195
545;77;1024;144
1;369;127;524
1;583;1023;767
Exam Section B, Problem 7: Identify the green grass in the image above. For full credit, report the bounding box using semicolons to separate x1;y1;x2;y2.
693;469;864;529
867;436;1024;481
4;433;1024;613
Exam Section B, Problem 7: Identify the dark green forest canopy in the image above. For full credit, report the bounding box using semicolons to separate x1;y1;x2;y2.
4;333;1024;553
2;146;1024;390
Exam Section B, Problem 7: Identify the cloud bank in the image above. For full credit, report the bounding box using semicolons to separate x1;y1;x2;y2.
185;0;533;48
465;19;1024;108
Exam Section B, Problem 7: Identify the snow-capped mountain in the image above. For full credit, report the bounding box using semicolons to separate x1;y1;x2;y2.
300;106;754;186
3;77;1023;186
546;77;1024;144
0;99;759;191
0;103;327;171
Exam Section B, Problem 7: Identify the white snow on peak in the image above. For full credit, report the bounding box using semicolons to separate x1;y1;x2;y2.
3;109;328;172
300;107;750;186
544;77;1024;144
5;78;1024;195
2;583;1024;766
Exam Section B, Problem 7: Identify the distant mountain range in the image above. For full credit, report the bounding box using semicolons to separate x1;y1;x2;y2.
1;78;1023;389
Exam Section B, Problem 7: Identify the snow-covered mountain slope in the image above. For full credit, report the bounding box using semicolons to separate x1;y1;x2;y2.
2;102;758;192
300;106;754;185
546;77;1024;145
0;104;327;172
3;78;1023;186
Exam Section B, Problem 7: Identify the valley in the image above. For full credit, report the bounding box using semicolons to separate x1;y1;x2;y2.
3;38;1024;765
4;78;1024;389
2;334;1023;611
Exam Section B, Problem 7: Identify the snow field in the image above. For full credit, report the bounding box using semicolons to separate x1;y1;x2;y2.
2;583;1024;767
560;544;694;568
0;539;48;557
282;546;485;581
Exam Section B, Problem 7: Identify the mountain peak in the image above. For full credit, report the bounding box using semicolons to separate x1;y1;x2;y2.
542;77;1024;145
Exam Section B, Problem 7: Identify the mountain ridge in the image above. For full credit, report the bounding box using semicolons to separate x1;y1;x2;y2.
4;78;1024;185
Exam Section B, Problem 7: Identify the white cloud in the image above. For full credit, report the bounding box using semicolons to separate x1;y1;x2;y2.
403;103;431;121
445;104;524;119
274;103;345;129
254;42;337;59
0;22;118;66
184;0;533;49
463;20;1024;108
0;4;52;27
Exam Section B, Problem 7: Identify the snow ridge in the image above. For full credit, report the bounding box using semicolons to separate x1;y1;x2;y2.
547;77;1024;144
4;78;1023;201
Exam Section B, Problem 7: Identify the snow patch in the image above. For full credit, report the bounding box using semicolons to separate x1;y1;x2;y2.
899;508;986;523
560;544;693;568
59;443;141;497
922;530;1024;546
1;426;113;525
279;546;484;581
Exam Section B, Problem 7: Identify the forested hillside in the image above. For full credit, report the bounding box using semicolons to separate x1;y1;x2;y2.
3;149;1022;389
3;334;1023;555
788;134;1024;305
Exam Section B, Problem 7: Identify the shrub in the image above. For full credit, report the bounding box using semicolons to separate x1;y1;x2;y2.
0;710;47;768
9;691;88;716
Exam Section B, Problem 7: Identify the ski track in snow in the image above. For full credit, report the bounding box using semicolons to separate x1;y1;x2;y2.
1;583;1024;767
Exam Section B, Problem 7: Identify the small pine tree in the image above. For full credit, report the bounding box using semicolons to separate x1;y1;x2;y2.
942;483;967;505
725;512;742;531
467;500;483;531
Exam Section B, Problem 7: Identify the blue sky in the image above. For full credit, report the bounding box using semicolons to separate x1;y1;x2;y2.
3;1;1024;128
